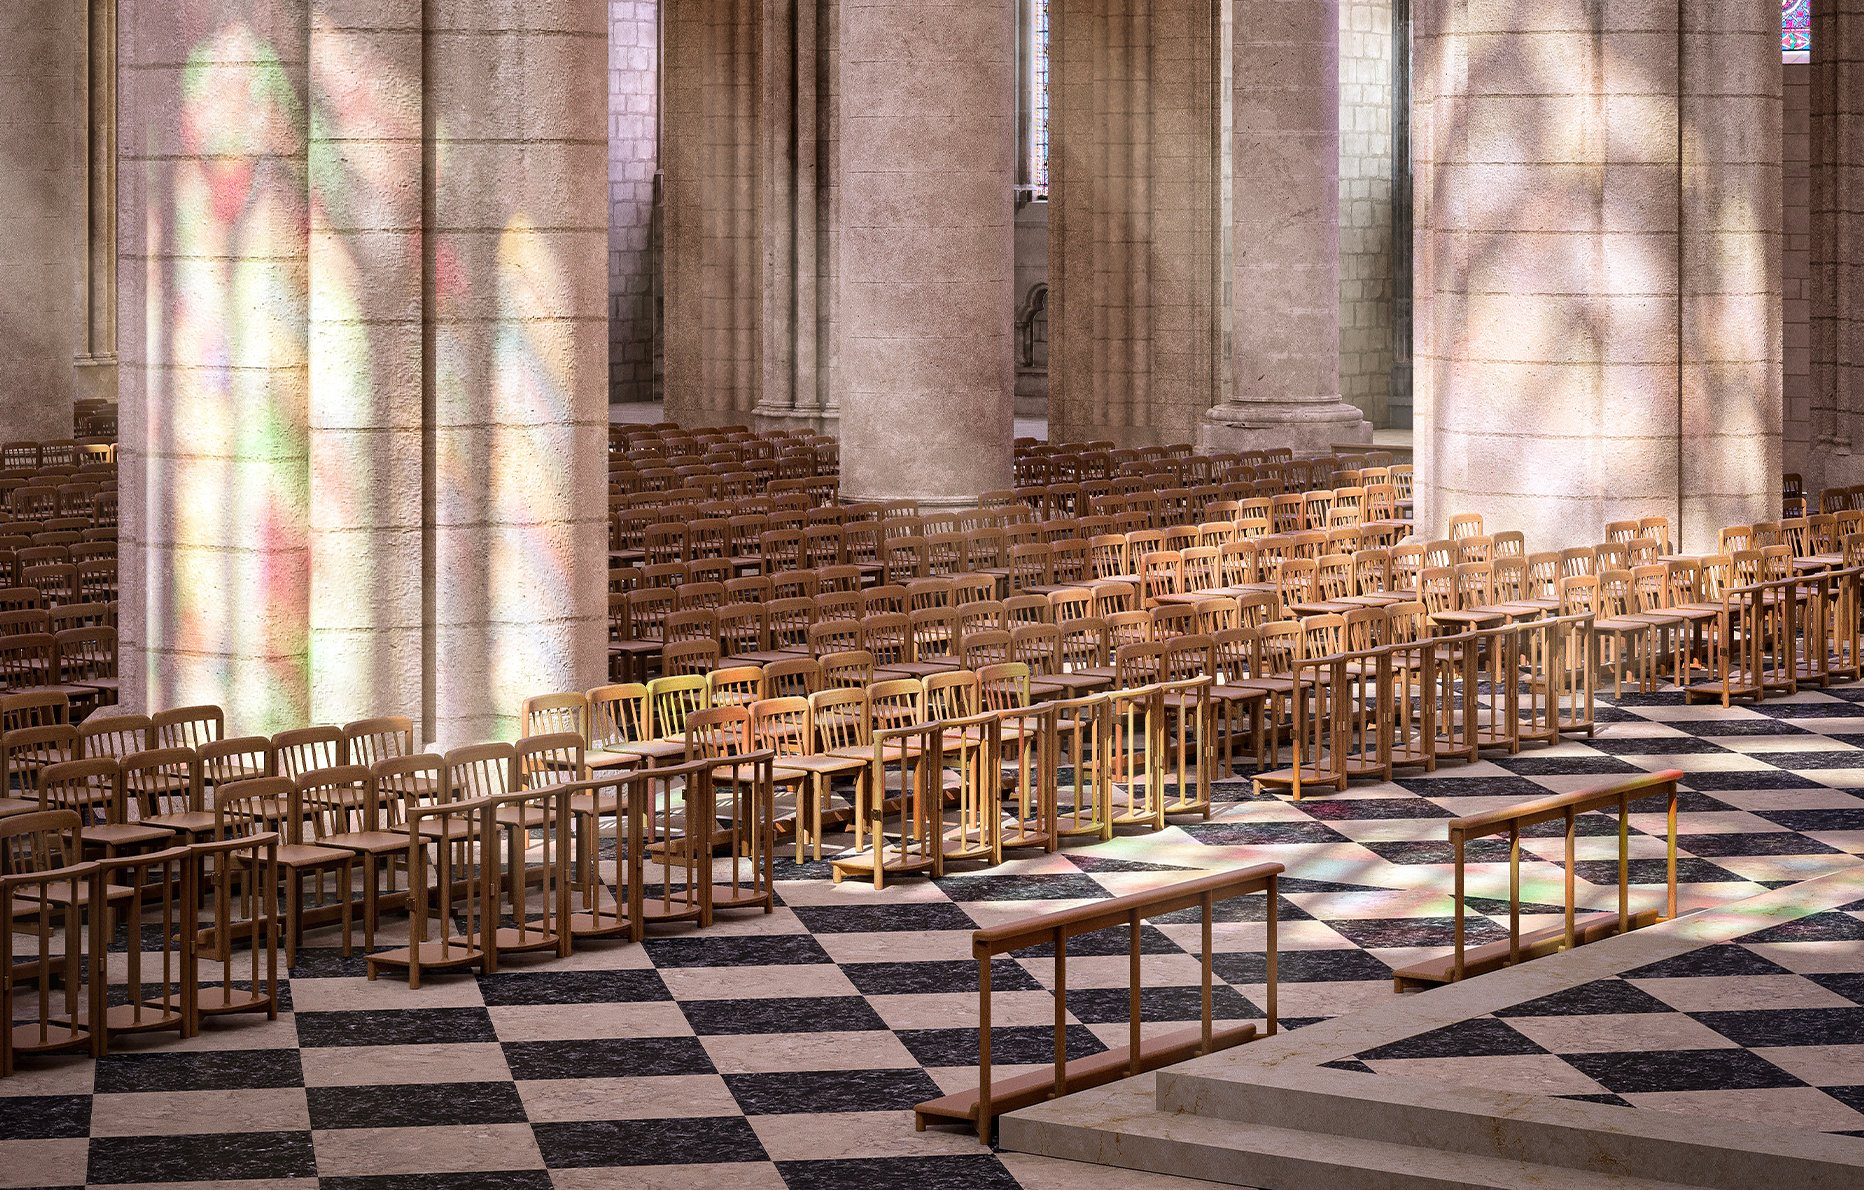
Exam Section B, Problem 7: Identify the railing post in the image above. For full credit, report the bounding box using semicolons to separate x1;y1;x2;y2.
1452;833;1467;981
1666;780;1679;920
1617;792;1631;933
1563;806;1577;952
1200;890;1215;1052
976;949;992;1144
1507;824;1521;966
1053;927;1068;1099
1128;909;1142;1075
1265;872;1278;1036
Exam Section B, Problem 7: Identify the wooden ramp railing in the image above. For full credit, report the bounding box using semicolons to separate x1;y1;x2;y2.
1393;769;1683;991
914;863;1283;1143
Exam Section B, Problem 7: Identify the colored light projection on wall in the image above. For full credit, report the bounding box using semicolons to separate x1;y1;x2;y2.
1032;0;1049;197
305;10;424;726
160;23;311;733
1785;0;1809;51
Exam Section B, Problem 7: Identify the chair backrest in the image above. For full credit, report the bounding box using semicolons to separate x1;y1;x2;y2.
274;725;347;779
344;716;416;767
151;704;225;751
78;712;152;762
217;776;299;842
37;756;120;822
444;742;516;800
296;764;374;839
515;732;587;788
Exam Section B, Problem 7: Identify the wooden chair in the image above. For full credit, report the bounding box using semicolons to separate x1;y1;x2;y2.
215;776;354;965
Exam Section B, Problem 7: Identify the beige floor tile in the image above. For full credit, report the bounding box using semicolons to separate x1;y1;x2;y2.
1504;1012;1737;1056
313;1123;544;1176
489;1001;694;1042
1363;1054;1610;1098
1750;1043;1864;1088
1620;1085;1864;1134
289;975;485;1013
1744;939;1864;974
657;963;858;1001
701;1030;919;1075
867;990;1060;1030
89;1088;308;1137
814;930;977;965
0;1138;87;1189
1630;973;1858;1013
749;1109;987;1161
300;1042;512;1088
999;1150;1236;1189
517;1073;737;1122
551;1162;787;1190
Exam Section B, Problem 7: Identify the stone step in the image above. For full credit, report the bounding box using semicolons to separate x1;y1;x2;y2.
1154;1065;1862;1190
999;1075;1703;1190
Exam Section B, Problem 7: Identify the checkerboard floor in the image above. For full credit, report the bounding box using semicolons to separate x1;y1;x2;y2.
5;685;1863;1187
1339;899;1864;1137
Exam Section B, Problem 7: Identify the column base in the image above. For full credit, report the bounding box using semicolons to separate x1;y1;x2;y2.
753;403;839;435
1196;401;1373;457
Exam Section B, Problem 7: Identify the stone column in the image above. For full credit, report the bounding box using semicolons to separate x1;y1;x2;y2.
1201;0;1371;456
1413;0;1779;554
118;0;314;731
1810;0;1864;491
838;0;1014;508
1049;0;1225;449
75;0;118;408
0;0;82;440
427;0;609;743
663;0;837;431
306;1;425;726
609;0;660;406
662;0;765;425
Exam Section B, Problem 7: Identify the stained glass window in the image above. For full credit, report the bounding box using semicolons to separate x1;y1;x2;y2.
1032;0;1050;198
1785;0;1810;51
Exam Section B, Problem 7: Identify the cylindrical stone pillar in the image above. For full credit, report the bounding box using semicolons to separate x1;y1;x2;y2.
1810;0;1864;491
1414;0;1779;554
1200;0;1371;456
428;0;609;743
0;0;82;440
307;1;426;727
118;0;314;732
838;0;1014;509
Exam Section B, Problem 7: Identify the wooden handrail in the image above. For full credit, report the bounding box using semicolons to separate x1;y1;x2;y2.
1394;770;1684;990
918;862;1283;1144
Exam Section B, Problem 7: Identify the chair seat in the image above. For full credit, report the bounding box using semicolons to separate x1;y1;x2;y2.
777;754;868;777
587;749;642;772
322;830;410;856
83;822;175;850
273;842;356;869
0;796;38;818
143;810;216;835
618;739;686;764
1595;617;1651;635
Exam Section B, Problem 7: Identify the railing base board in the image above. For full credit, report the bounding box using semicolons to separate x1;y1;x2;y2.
914;1021;1259;1137
1392;908;1662;992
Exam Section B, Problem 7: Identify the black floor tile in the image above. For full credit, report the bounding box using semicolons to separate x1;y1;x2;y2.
1212;947;1391;984
1676;831;1841;857
1811;973;1864;1006
1064;855;1202;873
1675;770;1824;791
893;1024;1107;1067
307;1080;529;1130
532;1115;767;1168
1178;821;1349;846
644;934;835;968
788;903;979;935
1152;894;1315;925
1359;1017;1545;1061
777;1155;1021;1190
838;958;1044;997
1557;1092;1634;1107
503;1036;715;1080
1361;839;1512;866
1572;857;1748;887
1015;921;1183;958
1062;983;1258;1025
476;969;671;1006
935;873;1110;901
1692;1007;1864;1050
1562;1048;1803;1094
320;1175;553;1190
296;1008;498;1049
1297;798;1456;821
87;1131;318;1183
723;1067;943;1115
1758;808;1864;833
1584;736;1731;755
93;1048;304;1094
1741;911;1864;944
1496;977;1676;1018
1667;719;1809;737
0;1095;89;1139
1624;944;1792;979
1327;916;1507;950
1745;751;1864;770
680;996;887;1036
